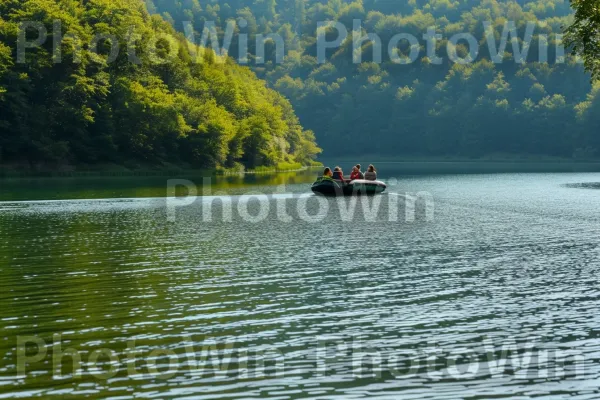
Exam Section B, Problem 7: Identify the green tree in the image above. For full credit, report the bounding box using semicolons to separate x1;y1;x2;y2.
565;0;600;80
0;0;320;170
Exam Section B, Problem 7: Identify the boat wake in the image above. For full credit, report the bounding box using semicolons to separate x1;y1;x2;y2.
563;182;600;189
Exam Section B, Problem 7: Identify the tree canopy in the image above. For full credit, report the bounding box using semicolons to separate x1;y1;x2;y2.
149;0;600;159
0;0;320;170
565;0;600;81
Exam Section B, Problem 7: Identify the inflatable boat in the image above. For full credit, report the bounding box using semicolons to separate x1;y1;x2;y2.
311;178;387;196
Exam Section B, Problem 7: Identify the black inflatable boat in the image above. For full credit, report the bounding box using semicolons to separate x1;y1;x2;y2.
311;178;387;196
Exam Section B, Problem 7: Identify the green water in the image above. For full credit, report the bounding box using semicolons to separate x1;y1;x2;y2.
0;170;316;202
1;168;600;399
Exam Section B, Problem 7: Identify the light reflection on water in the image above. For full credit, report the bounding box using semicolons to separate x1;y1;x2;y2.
0;172;600;399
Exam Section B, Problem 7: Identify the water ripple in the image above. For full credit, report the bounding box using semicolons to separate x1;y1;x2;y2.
0;174;599;398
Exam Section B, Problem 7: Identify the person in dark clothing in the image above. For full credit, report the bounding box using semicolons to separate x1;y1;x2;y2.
332;166;345;182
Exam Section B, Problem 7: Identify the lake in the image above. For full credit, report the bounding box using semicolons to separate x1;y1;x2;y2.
1;168;599;399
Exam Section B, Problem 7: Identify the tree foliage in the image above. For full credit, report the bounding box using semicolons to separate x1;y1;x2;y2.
565;0;600;81
150;0;599;159
0;0;320;169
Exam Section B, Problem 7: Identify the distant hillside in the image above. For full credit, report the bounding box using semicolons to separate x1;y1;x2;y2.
0;0;320;171
149;0;600;160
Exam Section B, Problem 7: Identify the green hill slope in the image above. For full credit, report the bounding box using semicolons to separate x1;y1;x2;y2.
149;0;600;159
0;0;320;171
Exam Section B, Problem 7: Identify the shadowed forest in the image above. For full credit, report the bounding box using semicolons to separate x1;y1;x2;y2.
150;0;600;159
1;0;599;171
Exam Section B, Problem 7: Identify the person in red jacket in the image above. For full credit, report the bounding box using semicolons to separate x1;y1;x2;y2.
356;164;365;179
350;166;362;180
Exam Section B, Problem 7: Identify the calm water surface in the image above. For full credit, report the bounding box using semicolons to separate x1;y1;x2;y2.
1;171;600;399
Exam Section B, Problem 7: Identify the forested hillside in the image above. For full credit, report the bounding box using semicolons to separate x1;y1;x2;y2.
0;0;320;170
150;0;600;159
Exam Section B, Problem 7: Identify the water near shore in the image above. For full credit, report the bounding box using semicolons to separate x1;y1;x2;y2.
1;169;599;399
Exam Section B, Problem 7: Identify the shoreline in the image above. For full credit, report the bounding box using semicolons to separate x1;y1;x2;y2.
0;165;321;179
320;159;600;174
3;160;600;178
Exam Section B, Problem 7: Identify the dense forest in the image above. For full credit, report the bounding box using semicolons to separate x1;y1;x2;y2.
149;0;600;159
0;0;320;170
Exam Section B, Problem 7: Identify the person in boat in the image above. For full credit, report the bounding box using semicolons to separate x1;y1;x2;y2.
321;167;333;179
350;166;362;180
332;166;345;182
354;164;365;179
364;164;377;181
